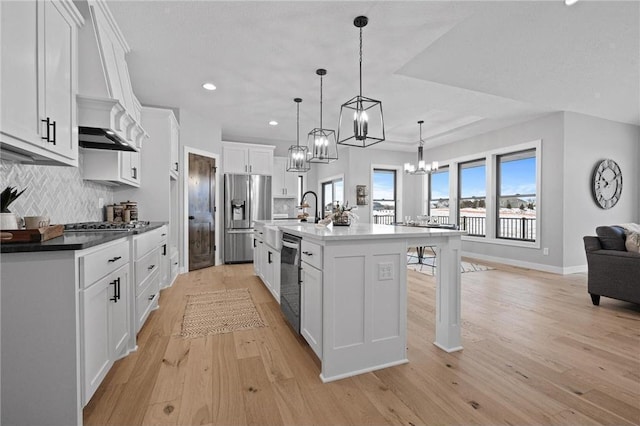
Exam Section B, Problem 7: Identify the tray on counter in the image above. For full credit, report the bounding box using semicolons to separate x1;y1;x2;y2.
0;225;64;243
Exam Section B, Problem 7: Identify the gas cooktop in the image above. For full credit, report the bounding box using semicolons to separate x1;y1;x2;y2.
64;221;150;232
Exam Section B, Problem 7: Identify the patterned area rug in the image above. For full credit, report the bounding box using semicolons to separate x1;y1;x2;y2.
407;255;494;276
179;288;265;338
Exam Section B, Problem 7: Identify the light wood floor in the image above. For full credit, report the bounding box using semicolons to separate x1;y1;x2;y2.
84;261;640;425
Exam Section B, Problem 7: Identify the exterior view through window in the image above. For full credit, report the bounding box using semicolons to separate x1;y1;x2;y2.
428;167;450;224
497;149;536;241
458;159;486;236
321;178;344;218
372;169;396;224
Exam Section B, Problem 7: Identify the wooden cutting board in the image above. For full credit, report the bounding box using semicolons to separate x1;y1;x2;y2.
0;224;64;243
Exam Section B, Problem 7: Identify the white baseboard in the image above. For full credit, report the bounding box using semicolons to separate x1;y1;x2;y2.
463;251;587;275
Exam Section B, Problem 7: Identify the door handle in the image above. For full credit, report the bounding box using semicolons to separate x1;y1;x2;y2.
189;216;195;220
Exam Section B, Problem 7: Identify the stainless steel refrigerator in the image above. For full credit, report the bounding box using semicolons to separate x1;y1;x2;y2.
224;174;271;263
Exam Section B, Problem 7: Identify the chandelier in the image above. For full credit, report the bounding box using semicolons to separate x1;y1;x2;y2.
287;98;310;172
404;120;438;175
337;16;385;148
307;69;338;163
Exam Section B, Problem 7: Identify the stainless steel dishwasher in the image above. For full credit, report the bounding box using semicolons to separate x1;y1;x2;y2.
280;232;301;333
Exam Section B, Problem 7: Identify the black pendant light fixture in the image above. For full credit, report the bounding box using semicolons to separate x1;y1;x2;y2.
404;120;439;175
337;15;385;148
287;98;310;172
307;69;338;163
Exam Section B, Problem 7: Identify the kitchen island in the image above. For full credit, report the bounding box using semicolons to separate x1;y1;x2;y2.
273;222;466;382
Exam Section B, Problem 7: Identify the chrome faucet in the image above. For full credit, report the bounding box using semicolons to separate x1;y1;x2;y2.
301;191;320;223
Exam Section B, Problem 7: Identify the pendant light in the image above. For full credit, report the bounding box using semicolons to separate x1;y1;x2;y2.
287;98;310;172
337;15;385;148
404;120;439;175
307;69;338;163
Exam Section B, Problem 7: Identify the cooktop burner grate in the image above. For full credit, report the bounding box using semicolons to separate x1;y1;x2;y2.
64;221;150;231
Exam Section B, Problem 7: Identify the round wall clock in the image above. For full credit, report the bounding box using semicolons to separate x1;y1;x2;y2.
592;159;622;209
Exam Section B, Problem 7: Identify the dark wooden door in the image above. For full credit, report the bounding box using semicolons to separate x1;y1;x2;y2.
188;153;216;270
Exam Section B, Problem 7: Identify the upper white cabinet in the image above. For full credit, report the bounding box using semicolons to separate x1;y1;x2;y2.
170;115;180;179
222;142;274;175
273;156;299;197
82;149;141;187
0;0;83;165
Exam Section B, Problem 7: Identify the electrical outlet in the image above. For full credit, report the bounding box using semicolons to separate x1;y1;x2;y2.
378;262;394;280
543;248;549;256
98;197;104;208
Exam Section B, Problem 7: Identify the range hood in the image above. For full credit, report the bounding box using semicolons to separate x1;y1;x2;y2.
76;0;147;152
77;95;141;152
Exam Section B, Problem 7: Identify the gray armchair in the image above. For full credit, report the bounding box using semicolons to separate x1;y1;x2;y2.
583;226;640;305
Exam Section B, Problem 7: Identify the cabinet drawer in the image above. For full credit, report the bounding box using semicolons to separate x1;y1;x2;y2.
81;239;130;288
135;271;159;330
134;228;165;259
135;248;160;289
301;240;322;270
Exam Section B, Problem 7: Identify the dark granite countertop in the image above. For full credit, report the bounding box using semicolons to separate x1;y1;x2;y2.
1;222;166;254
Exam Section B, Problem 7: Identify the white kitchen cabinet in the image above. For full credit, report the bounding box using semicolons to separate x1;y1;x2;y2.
133;228;163;332
253;230;265;278
159;226;171;288
273;156;299;197
170;114;180;179
265;246;281;301
301;243;322;359
82;263;129;405
222;142;274;175
0;0;83;165
81;148;141;187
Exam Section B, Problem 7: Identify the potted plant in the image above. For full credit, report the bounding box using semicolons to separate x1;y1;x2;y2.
1;186;27;229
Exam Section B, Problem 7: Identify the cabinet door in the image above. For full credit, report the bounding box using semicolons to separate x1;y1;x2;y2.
272;157;286;196
270;249;281;302
120;151;140;186
41;0;75;159
170;116;180;177
160;241;170;289
109;265;129;359
301;262;322;359
223;145;249;174
82;274;111;404
0;1;38;145
249;148;274;175
283;169;299;197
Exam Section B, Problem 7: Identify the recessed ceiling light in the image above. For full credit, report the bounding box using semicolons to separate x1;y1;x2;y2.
202;82;216;91
564;0;579;5
269;121;278;126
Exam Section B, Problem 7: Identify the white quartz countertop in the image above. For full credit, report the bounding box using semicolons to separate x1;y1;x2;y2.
277;222;466;241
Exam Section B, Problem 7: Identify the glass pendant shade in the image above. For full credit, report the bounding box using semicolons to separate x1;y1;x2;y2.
337;16;385;148
405;121;438;175
308;69;338;163
287;98;310;172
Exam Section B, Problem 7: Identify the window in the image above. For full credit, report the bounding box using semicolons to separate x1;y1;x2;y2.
458;159;486;237
428;167;450;224
497;149;536;241
321;177;343;217
372;169;397;224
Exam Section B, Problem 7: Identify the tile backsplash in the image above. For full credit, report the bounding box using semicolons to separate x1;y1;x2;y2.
1;157;113;224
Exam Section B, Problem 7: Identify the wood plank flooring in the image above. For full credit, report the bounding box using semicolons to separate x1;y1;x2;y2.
84;260;640;425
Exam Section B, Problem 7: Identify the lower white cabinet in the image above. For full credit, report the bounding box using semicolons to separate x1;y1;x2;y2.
81;263;129;405
132;227;163;332
253;229;281;303
79;237;131;405
159;226;171;288
301;259;322;359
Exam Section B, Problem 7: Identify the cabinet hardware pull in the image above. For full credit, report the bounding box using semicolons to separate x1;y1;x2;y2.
41;118;50;141
132;167;138;179
110;279;118;302
188;216;195;220
174;162;179;171
50;120;56;145
162;244;167;255
148;294;155;301
148;264;155;271
253;239;256;248
108;256;122;262
303;251;313;256
268;252;272;263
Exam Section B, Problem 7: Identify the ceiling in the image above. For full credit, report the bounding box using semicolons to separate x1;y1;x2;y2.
108;1;639;153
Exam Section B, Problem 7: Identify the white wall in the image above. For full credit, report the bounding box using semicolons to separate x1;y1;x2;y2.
423;112;639;273
563;112;640;268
